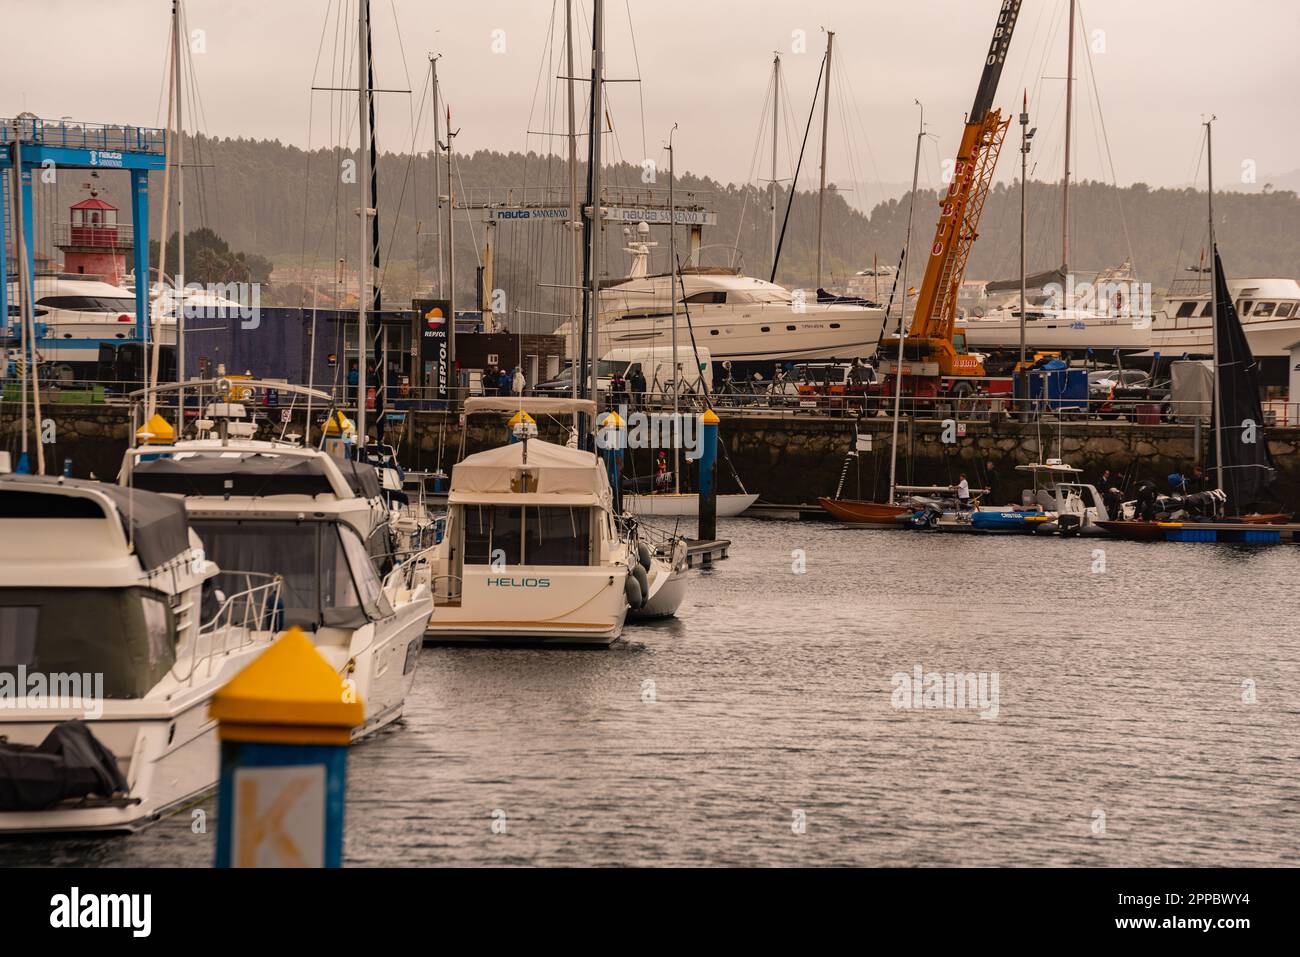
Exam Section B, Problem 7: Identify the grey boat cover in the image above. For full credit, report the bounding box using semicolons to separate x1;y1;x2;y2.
133;454;382;502
0;474;190;571
984;267;1068;295
0;586;178;698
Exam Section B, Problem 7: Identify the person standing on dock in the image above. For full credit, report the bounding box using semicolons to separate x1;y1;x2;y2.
629;365;646;410
957;473;971;511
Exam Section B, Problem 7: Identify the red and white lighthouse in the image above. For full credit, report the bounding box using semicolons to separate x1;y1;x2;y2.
57;188;131;283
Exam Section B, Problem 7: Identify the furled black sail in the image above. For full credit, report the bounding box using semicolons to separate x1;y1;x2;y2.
1207;247;1279;511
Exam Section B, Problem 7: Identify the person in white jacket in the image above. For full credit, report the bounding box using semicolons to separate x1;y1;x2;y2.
512;366;526;395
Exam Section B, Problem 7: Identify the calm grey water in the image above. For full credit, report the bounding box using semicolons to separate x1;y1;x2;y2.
4;519;1298;867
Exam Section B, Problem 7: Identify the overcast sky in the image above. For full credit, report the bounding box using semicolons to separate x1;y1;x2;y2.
4;0;1298;198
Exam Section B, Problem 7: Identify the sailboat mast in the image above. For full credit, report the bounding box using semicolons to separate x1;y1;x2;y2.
585;0;605;413
770;53;780;272
445;111;457;382
1206;116;1223;491
356;0;370;442
431;54;444;299
174;0;186;427
815;30;834;290
669;129;680;494
566;0;580;401
1062;0;1074;275
889;104;924;501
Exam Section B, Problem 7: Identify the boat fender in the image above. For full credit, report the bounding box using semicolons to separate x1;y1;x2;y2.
624;572;644;609
637;542;653;572
632;564;650;607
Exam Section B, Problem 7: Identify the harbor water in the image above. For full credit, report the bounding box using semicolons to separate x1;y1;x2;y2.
3;519;1296;867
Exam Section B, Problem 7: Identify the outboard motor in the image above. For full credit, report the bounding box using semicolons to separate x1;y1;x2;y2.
1056;513;1082;537
1134;480;1161;521
909;504;942;530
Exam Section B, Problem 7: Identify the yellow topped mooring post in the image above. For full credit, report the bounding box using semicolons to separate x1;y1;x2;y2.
210;627;363;867
321;409;356;460
597;410;626;513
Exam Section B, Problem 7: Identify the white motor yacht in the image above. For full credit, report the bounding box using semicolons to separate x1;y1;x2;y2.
120;380;433;739
0;473;280;833
425;398;640;646
552;230;887;364
4;275;174;377
1149;277;1300;357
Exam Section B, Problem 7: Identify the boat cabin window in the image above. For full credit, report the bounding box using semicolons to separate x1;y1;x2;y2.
1275;302;1295;318
192;520;391;629
1174;301;1198;318
462;505;592;566
0;588;177;698
1238;300;1253;316
1252;301;1276;317
36;295;137;313
683;291;726;305
1200;302;1214;317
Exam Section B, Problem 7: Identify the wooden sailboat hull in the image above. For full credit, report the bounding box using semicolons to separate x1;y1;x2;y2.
818;497;912;526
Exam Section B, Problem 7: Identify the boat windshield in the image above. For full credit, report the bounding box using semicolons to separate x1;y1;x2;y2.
462;505;593;566
191;519;392;629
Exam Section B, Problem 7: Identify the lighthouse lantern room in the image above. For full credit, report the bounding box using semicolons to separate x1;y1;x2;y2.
59;186;131;283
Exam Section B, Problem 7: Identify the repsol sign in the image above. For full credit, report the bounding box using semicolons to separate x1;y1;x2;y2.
487;577;551;588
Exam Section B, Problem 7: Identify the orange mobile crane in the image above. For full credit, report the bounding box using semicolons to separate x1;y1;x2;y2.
879;0;1023;402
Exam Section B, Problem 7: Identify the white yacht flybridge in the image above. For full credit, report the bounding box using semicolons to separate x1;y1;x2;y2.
119;379;434;740
0;473;280;833
426;397;654;646
1149;276;1300;357
551;224;887;364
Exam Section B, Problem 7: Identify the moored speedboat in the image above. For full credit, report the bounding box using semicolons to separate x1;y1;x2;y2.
0;473;280;833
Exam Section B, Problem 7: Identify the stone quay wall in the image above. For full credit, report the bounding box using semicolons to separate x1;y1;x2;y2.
5;404;1299;511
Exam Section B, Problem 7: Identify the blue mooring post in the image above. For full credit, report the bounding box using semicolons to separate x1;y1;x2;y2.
698;409;719;542
210;627;362;868
597;411;626;514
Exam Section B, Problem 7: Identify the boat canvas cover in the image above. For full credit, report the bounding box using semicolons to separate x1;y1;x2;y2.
0;475;190;571
451;440;609;501
1170;360;1213;424
1206;248;1279;510
337;459;384;501
134;454;338;499
984;267;1068;297
0;586;176;698
0;721;130;812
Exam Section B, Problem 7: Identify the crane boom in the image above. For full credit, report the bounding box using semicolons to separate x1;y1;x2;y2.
881;0;1022;379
